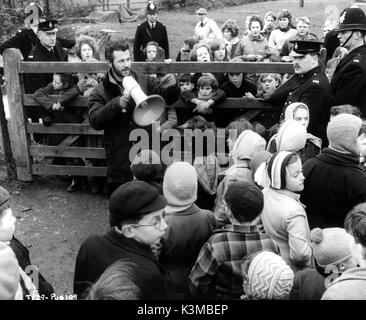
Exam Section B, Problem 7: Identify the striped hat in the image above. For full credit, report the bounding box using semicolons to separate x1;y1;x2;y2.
266;151;297;190
243;251;294;300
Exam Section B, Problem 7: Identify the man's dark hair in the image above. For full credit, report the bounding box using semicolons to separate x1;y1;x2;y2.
178;73;193;83
344;203;366;248
105;39;130;63
224;181;264;223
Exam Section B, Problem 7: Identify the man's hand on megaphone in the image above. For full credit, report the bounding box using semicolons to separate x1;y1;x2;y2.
119;92;132;113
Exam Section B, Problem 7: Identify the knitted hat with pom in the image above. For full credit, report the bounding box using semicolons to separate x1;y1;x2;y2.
242;251;294;300
327;114;362;155
310;227;353;267
163;162;197;212
0;242;20;300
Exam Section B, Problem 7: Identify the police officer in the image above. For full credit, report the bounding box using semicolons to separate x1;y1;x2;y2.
265;40;331;141
331;7;366;117
26;20;69;94
133;1;169;61
0;3;74;61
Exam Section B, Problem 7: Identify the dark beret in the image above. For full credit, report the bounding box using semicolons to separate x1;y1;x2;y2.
109;180;166;226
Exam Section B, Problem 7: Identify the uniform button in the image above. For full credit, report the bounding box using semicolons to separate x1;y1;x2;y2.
289;92;292;95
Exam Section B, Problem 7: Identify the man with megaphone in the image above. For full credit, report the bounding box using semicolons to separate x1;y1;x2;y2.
88;39;180;195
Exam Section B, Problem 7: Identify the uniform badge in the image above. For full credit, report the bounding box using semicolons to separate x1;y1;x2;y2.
49;21;52;28
149;3;155;10
353;59;360;63
294;43;298;50
340;11;346;24
312;79;319;84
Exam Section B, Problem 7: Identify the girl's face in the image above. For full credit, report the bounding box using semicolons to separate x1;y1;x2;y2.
213;44;226;61
285;158;305;192
196;47;211;62
261;75;277;93
357;133;366;157
52;74;64;90
80;43;93;61
198;85;213;99
296;21;310;36
223;29;233;41
250;21;262;37
146;45;157;62
294;107;309;129
279;17;290;29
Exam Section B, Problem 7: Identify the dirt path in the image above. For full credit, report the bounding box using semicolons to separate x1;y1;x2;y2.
3;177;109;295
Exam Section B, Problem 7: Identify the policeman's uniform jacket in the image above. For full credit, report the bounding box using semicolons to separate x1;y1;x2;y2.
266;66;331;141
133;20;169;61
330;44;366;117
0;28;75;61
26;39;69;94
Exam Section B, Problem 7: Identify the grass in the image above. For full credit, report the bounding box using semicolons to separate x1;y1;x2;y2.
59;0;353;59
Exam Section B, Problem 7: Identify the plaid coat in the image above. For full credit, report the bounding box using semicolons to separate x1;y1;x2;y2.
188;223;279;299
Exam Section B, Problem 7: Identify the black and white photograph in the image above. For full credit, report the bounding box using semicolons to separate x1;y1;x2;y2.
0;0;365;312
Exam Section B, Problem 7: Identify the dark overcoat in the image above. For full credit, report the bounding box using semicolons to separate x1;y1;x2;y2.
133;20;169;61
330;44;366;117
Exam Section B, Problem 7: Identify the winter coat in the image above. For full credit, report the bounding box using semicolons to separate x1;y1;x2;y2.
158;204;216;298
261;188;312;272
301;148;366;229
73;228;169;299
322;267;366;300
234;34;269;61
133;20;169;61
193;17;222;41
330;44;366;117
88;70;180;184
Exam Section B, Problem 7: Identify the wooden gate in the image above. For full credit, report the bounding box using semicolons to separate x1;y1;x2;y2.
2;48;293;181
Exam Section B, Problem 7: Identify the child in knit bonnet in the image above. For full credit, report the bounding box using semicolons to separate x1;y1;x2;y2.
241;250;294;300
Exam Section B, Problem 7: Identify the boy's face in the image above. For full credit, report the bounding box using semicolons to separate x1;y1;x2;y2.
296;21;310;36
180;81;194;93
198;85;213;99
130;209;167;245
0;207;16;242
261;75;277;93
52;74;64;90
228;73;243;88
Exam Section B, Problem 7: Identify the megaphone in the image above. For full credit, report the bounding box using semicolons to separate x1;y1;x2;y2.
122;76;166;127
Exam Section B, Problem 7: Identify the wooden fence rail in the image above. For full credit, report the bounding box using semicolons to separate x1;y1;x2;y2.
2;48;294;181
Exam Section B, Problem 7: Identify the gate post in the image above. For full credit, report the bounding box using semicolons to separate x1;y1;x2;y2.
3;49;33;181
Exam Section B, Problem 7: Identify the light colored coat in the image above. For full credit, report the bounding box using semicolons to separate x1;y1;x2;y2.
268;28;297;52
261;188;312;272
194;17;222;41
